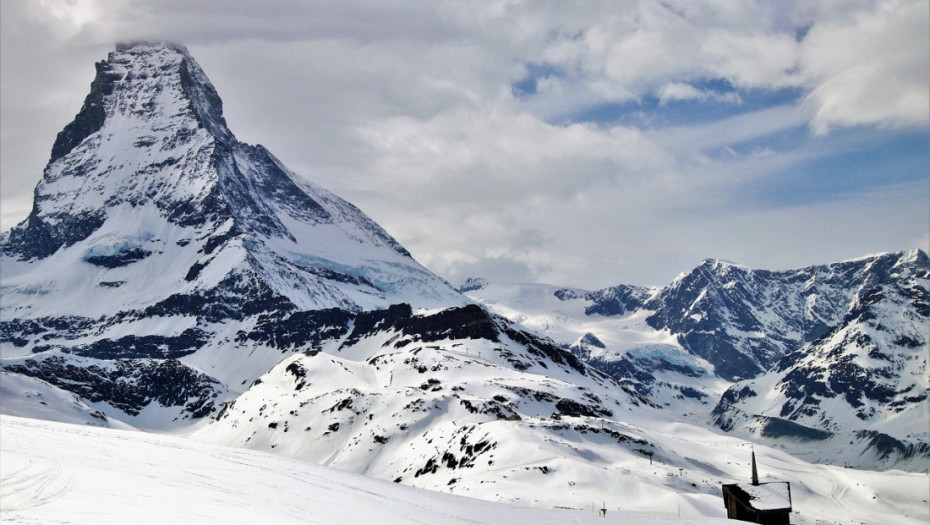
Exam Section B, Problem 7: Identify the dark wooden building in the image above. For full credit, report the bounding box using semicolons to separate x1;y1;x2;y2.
721;450;792;524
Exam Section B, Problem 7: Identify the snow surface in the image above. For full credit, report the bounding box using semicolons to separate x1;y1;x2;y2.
0;372;110;428
0;415;727;525
3;415;927;525
738;482;791;511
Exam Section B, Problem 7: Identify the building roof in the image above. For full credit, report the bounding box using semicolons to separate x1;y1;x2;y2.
730;481;792;511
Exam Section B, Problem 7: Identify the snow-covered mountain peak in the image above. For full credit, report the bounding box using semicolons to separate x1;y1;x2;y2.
1;42;462;313
462;252;929;470
699;258;750;271
51;41;233;164
458;277;490;293
5;42;227;260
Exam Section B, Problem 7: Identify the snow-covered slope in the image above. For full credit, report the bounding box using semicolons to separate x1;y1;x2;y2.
0;370;114;428
6;414;929;525
2;415;736;525
460;280;722;415
194;304;663;503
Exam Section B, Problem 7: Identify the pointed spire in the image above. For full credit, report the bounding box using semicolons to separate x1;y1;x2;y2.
751;447;759;486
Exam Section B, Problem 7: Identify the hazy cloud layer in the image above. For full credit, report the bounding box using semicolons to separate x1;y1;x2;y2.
2;0;927;288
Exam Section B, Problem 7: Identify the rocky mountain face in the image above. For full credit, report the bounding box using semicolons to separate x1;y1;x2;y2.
586;255;926;382
2;43;461;316
711;250;929;469
463;250;930;470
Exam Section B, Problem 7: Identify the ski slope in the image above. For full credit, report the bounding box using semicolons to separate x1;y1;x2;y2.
0;415;726;525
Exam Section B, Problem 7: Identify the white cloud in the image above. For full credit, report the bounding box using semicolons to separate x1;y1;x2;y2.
652;104;808;155
515;0;927;137
531;1;803;104
657;82;741;105
800;0;930;134
356;107;675;204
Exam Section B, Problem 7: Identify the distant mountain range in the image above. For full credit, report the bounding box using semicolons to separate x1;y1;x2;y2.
463;250;929;470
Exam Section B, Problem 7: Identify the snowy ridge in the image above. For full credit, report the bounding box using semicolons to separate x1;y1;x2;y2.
712;251;930;469
0;42;462;317
194;303;660;499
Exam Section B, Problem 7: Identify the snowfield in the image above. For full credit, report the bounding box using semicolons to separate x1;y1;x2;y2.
0;415;727;525
2;415;927;525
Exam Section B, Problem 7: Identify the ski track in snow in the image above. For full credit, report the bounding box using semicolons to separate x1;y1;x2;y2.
0;456;73;512
827;480;848;511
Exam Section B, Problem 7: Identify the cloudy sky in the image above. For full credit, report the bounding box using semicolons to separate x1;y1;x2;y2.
2;0;928;288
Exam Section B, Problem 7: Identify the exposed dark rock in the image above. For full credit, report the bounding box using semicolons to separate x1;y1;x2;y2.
237;308;353;352
3;356;221;417
855;430;930;461
3;210;106;260
177;51;234;144
555;398;611;418
0;316;99;344
69;328;208;359
340;304;414;349
140;272;297;323
49;59;122;163
84;247;152;268
458;277;488;293
755;416;832;441
677;386;707;400
502;324;589;376
582;285;650;317
402;304;500;343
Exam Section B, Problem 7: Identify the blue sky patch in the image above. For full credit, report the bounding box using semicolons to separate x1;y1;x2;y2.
736;129;930;208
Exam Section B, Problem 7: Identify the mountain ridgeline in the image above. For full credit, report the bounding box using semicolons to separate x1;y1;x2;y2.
463;250;929;471
576;252;928;382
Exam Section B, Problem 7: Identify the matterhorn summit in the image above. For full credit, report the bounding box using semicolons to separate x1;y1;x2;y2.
2;42;462;317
